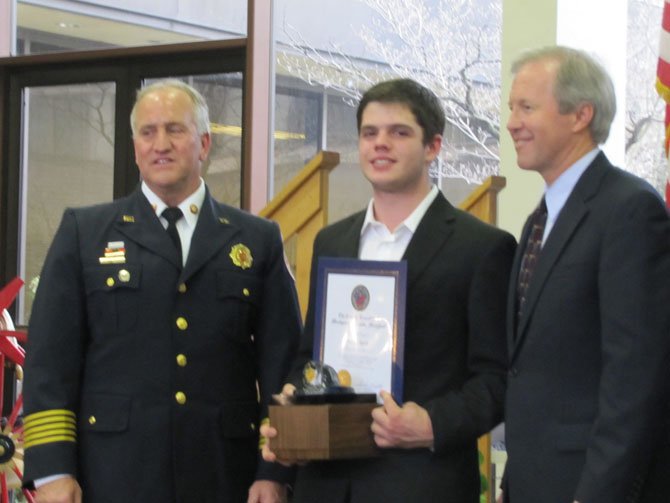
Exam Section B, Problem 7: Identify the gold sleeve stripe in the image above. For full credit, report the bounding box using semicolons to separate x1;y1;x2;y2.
25;409;75;423
24;422;77;438
24;430;77;444
24;410;78;449
24;416;76;431
25;430;77;443
24;434;77;449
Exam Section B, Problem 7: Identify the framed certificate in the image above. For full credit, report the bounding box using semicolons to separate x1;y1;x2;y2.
312;257;407;402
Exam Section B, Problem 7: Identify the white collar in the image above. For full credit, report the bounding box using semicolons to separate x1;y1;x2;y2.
141;179;206;229
360;185;439;235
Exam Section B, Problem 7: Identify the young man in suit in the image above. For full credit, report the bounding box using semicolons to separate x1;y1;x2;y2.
503;46;670;503
262;78;516;502
22;80;301;503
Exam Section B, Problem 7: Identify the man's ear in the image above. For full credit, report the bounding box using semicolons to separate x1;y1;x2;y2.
572;102;594;134
199;132;212;162
425;134;443;163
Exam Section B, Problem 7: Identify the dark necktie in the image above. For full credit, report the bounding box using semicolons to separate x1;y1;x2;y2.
516;197;547;321
162;207;183;266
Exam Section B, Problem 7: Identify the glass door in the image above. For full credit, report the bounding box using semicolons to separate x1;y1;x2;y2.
18;82;117;323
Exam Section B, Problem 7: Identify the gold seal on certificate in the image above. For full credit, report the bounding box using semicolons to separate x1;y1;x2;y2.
351;285;370;310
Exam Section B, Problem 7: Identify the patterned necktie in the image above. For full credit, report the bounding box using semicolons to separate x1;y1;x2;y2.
516;197;547;321
162;207;184;266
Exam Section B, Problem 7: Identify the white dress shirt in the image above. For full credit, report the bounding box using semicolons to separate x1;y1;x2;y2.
358;185;439;260
141;179;206;266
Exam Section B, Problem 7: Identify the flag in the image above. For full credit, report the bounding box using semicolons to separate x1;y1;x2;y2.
656;0;670;207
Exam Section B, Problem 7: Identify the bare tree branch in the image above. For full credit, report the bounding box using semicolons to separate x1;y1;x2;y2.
277;0;502;183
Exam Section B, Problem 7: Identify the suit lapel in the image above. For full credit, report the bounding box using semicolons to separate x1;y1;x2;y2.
112;189;241;278
337;213;365;258
511;154;609;358
402;193;456;287
182;192;240;281
316;210;364;260
331;193;455;277
114;190;182;268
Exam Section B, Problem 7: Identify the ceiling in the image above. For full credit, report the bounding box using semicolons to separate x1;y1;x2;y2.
17;3;202;49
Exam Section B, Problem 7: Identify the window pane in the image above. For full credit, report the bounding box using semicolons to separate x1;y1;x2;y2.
20;83;116;323
273;85;321;194
626;0;667;196
274;0;502;206
324;95;368;223
16;0;248;55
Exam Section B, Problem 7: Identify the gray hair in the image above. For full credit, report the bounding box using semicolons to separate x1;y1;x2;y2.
130;79;211;136
511;46;616;145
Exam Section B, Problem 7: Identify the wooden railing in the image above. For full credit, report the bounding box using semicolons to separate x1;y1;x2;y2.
458;175;506;503
458;175;506;225
259;151;340;318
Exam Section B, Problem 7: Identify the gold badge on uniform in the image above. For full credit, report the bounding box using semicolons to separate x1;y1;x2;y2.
230;244;253;270
99;241;127;264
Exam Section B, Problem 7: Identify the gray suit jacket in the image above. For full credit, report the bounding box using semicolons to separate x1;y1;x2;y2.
504;153;670;503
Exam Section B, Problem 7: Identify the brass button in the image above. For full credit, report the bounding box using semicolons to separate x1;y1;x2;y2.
106;277;115;287
118;269;130;282
88;416;96;425
175;391;187;405
250;422;256;431
190;204;199;214
242;288;250;297
178;283;187;293
176;317;188;330
176;354;187;367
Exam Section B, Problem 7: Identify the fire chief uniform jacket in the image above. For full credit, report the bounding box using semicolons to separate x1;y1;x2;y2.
22;187;301;502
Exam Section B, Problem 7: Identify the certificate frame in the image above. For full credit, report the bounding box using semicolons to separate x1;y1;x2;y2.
312;257;407;402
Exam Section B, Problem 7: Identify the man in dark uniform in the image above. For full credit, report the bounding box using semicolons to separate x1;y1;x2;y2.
22;80;301;503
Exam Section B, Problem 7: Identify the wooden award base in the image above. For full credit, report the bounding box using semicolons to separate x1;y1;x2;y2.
269;403;380;460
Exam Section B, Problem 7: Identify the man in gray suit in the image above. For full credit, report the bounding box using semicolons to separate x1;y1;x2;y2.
503;46;670;503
